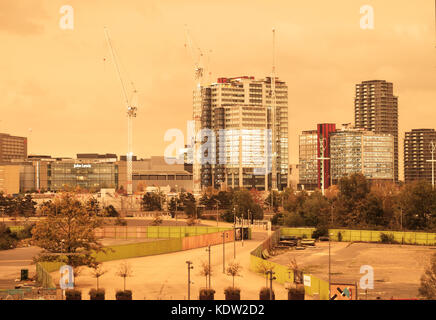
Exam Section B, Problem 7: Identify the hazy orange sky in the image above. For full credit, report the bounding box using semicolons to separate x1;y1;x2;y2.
1;0;435;179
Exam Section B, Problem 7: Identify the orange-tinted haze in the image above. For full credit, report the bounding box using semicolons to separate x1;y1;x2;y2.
1;0;435;180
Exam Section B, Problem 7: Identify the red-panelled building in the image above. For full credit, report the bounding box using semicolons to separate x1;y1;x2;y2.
317;124;336;190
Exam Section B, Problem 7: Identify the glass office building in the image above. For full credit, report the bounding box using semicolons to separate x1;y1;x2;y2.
48;162;118;191
330;129;394;183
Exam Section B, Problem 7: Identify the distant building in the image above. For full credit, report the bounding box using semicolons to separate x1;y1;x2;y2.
193;76;289;190
404;129;436;184
2;151;193;193
298;130;318;190
0;165;21;194
354;80;399;181
298;124;336;190
0;133;27;162
117;156;193;192
330;127;394;183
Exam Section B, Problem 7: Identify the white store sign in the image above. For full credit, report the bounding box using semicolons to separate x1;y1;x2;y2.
303;275;311;287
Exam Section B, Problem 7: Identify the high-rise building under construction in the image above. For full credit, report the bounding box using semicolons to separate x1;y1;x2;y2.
193;76;288;190
354;80;399;182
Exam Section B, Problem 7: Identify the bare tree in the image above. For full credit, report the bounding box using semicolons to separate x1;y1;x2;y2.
91;264;108;290
226;261;242;288
419;253;436;299
199;261;212;288
257;261;274;287
116;262;133;291
287;257;303;284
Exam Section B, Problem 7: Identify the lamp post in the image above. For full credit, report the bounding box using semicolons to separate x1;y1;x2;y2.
328;232;333;299
206;246;211;289
316;137;330;196
215;199;220;226
221;232;228;273
186;261;194;300
266;270;276;300
427;141;436;190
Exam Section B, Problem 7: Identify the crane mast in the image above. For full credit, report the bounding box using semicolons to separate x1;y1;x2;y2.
104;27;137;196
185;26;204;195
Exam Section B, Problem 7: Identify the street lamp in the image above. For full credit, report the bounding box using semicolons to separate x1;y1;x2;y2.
186;261;194;300
221;232;228;273
215;199;220;227
205;246;211;289
328;232;333;299
266;270;276;300
427;141;436;190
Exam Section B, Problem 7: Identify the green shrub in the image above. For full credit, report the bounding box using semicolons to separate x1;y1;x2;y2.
15;224;35;240
380;233;397;244
312;225;328;239
199;288;215;300
337;232;343;242
224;287;241;300
89;288;105;300
65;289;82;300
0;223;17;250
116;290;132;300
288;285;305;300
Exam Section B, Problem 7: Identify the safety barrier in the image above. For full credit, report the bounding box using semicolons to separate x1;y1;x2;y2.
36;261;65;289
249;229;330;300
37;227;235;288
280;227;436;246
94;226;233;239
330;229;436;245
280;227;316;238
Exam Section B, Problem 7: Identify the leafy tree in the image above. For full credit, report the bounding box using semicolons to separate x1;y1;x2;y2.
86;197;100;216
168;197;177;218
399;181;436;230
232;189;263;220
141;192;165;211
264;190;280;212
103;205;119;217
31;193;104;269
0;223;17;250
419;253;436;299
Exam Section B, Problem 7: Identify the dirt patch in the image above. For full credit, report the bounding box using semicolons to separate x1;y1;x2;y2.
269;241;436;299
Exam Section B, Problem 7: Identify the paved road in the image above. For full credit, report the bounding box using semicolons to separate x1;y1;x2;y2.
50;231;289;300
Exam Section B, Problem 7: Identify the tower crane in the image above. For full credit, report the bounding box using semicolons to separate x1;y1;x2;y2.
104;27;138;196
185;25;205;195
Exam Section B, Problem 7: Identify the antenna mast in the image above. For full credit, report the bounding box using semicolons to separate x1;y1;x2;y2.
271;28;278;191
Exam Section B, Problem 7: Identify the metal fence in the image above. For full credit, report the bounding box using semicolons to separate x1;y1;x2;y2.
95;226;232;239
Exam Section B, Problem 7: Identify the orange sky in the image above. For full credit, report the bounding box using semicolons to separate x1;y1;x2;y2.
1;0;435;179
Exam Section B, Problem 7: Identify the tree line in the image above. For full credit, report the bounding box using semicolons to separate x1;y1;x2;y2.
273;173;436;233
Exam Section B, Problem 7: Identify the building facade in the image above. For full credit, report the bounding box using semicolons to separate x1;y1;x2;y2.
0;165;21;194
194;76;289;190
0;133;27;162
330;128;394;183
298;124;336;190
298;130;318;190
117;156;193;192
354;80;399;181
404;129;436;184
